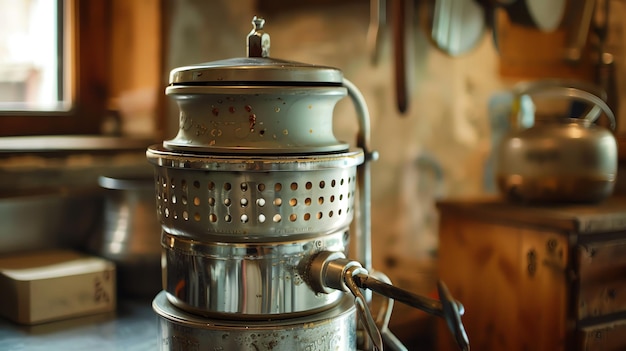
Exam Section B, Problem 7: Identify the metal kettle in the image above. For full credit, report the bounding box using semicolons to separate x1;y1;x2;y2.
496;82;617;203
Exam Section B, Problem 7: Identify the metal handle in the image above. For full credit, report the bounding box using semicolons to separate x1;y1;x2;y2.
512;82;615;130
247;16;270;58
345;265;385;351
343;78;379;275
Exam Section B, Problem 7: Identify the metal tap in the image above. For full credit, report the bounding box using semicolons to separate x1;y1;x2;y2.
306;251;470;351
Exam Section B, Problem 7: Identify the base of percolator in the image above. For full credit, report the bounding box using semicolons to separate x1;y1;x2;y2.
153;290;358;351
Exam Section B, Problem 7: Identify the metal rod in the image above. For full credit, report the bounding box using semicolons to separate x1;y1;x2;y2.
344;78;375;274
354;273;445;317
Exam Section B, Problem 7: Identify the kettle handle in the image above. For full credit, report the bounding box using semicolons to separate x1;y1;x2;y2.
512;82;616;130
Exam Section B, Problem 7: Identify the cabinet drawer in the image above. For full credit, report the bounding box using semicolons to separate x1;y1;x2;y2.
578;319;626;351
577;239;626;320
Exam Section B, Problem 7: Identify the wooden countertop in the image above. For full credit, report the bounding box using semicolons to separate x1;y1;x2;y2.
437;196;626;236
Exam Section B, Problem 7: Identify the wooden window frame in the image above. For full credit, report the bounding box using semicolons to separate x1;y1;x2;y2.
0;0;110;137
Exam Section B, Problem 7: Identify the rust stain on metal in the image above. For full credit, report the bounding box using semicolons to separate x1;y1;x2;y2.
249;114;257;132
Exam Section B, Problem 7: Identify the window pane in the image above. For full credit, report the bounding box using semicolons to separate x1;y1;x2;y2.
0;0;68;111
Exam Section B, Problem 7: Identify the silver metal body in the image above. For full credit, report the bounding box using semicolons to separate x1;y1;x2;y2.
164;86;350;154
147;17;421;351
154;291;357;351
147;16;472;351
161;230;347;316
147;146;362;241
146;146;361;315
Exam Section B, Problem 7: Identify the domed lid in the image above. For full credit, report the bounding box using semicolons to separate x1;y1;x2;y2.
168;17;343;86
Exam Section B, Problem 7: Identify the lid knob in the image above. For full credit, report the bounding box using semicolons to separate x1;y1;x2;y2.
247;16;270;58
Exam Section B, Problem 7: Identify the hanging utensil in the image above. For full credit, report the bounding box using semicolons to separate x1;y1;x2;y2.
367;0;387;65
392;0;413;114
506;0;567;32
592;0;618;130
419;0;486;57
564;0;595;62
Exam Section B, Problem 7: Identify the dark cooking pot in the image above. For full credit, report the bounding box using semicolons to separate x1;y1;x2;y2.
88;175;162;297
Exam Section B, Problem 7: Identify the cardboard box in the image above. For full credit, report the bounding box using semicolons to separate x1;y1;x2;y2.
0;250;116;325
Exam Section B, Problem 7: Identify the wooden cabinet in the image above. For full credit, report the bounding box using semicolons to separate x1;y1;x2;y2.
436;197;626;351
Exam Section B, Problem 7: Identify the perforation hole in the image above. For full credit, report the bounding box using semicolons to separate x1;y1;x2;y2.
330;195;335;202
304;213;311;221
181;180;187;191
224;183;232;191
316;212;323;219
274;183;282;192
193;180;200;189
208;181;215;190
258;183;266;191
328;211;333;218
209;214;217;222
240;198;248;207
273;214;281;223
258;214;266;223
290;182;298;191
241;214;249;223
273;198;282;206
171;195;177;204
240;183;248;192
193;197;200;206
224;214;232;223
289;214;297;222
331;180;336;187
182;211;189;221
224;198;231;206
305;198;311;206
194;213;201;221
319;181;325;189
318;197;324;205
305;182;312;190
257;198;266;207
208;198;215;206
181;196;188;205
289;198;297;206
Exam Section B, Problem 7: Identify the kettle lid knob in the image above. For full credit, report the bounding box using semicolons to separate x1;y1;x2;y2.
247;16;270;58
